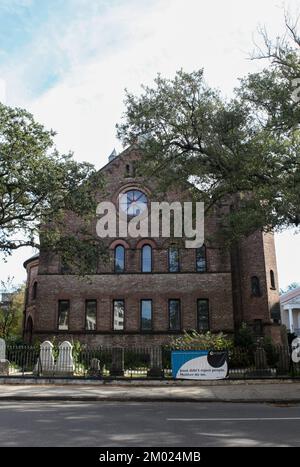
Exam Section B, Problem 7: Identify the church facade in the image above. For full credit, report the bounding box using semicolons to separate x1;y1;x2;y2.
23;146;282;346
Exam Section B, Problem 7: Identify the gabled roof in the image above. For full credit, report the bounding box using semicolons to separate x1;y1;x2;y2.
99;145;137;174
280;286;300;305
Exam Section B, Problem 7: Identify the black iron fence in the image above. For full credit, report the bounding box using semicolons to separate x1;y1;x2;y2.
1;344;300;379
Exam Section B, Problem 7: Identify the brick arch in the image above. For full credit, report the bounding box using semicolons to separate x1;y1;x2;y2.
117;183;152;197
136;238;157;249
112;184;152;206
109;239;130;250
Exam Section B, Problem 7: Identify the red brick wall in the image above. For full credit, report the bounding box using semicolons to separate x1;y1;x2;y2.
24;146;280;345
32;272;234;346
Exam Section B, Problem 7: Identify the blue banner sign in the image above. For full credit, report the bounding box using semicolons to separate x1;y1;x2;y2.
171;350;228;380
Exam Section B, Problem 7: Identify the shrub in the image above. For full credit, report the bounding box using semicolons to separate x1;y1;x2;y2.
168;330;233;350
228;348;254;368
124;350;150;370
234;323;256;350
262;336;279;367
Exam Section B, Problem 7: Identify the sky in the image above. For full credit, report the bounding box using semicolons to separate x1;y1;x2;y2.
0;0;299;290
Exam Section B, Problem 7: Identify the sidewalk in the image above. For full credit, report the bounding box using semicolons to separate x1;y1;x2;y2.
0;380;300;402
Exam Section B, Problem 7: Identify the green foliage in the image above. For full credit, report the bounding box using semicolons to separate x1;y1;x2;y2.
0;278;25;340
168;330;233;350
228;348;255;369
0;102;105;274
117;19;300;239
262;336;280;367
71;339;84;364
234;323;256;350
124;350;150;370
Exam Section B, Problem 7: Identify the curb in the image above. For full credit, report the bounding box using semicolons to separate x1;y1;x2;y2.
0;377;299;385
0;396;300;403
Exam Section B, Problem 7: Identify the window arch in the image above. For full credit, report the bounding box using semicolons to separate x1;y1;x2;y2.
270;270;276;289
141;245;152;272
115;245;125;272
32;282;37;300
196;245;206;272
251;276;261;297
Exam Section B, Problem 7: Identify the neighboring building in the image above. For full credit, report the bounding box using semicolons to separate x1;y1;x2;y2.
280;287;300;336
23;254;39;342
23;146;282;346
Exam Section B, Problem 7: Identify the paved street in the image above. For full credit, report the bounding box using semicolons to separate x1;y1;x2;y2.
0;401;299;447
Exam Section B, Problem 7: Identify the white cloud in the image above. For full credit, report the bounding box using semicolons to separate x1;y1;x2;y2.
275;230;300;290
22;0;277;166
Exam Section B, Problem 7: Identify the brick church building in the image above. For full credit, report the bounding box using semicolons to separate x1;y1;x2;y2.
23;146;282;346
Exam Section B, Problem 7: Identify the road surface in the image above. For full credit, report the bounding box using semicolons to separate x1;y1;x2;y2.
0;401;299;447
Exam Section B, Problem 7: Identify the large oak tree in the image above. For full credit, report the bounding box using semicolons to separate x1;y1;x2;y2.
117;20;300;243
0;103;105;273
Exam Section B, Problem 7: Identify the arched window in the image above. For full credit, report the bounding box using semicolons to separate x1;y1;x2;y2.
270;270;276;289
251;276;261;297
196;245;206;272
115;245;125;272
141;245;152;272
120;189;148;216
169;246;179;272
32;282;37;300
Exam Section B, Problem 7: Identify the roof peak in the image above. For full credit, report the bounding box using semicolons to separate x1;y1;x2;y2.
108;148;118;162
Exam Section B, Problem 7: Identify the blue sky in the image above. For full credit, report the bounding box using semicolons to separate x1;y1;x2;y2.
0;0;122;96
0;0;299;289
0;0;66;93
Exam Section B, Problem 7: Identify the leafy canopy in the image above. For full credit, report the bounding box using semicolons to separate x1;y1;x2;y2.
117;19;300;241
0;103;104;273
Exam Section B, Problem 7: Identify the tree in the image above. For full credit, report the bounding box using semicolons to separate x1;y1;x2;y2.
236;15;300;229
242;13;300;134
234;322;256;351
0;103;105;273
117;21;300;241
0;278;24;341
280;282;300;294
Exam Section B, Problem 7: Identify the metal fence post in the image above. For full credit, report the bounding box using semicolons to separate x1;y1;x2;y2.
110;348;124;377
148;346;163;377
